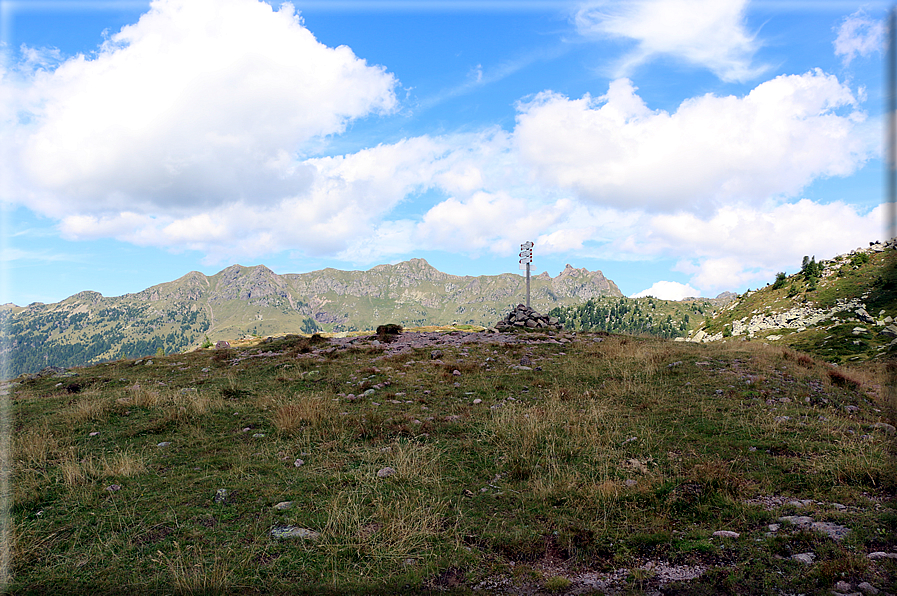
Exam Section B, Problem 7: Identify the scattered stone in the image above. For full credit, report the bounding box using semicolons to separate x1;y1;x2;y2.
430;350;443;360
157;442;171;447
867;552;897;560
252;433;265;438
778;515;814;528
273;501;294;511
857;582;879;595
89;431;100;437
106;484;121;492
213;488;229;504
452;369;461;376
377;467;396;478
834;581;853;593
768;524;781;532
270;526;320;540
712;530;740;538
871;422;896;435
215;341;230;349
791;553;815;564
624;479;637;487
294;459;305;467
473;399;482;404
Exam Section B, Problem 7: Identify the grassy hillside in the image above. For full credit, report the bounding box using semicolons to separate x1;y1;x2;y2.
7;329;896;594
691;242;897;365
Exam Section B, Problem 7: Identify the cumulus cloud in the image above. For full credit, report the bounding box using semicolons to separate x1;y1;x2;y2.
631;200;886;293
514;71;874;212
4;0;397;217
834;9;884;66
574;0;765;82
631;281;700;300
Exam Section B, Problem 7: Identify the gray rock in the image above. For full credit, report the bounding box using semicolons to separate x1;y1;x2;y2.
881;325;897;338
377;467;396;478
857;582;879;595
270;525;320;540
712;530;739;538
791;553;815;564
274;501;294;510
871;422;896;435
778;515;814;528
834;581;853;593
812;521;850;541
867;552;897;560
856;308;875;323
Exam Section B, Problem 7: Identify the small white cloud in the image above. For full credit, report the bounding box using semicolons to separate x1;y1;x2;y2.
834;9;884;66
631;281;700;300
574;0;765;82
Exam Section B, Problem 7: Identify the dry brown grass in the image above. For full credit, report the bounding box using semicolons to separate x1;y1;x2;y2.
368;440;442;485
270;393;341;438
13;428;62;469
57;448;146;487
63;389;113;424
152;542;233;594
320;489;448;578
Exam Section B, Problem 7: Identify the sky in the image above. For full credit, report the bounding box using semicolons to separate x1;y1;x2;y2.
0;0;894;305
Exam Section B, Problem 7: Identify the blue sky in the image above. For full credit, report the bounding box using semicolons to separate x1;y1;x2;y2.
1;0;893;306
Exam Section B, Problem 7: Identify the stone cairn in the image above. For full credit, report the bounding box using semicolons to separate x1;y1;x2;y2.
492;304;563;332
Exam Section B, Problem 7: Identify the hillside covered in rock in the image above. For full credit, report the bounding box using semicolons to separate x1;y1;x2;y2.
1;259;621;377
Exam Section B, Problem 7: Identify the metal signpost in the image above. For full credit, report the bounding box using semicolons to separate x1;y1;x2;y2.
519;241;533;308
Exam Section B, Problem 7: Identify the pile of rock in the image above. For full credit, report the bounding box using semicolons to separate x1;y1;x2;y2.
491;304;563;332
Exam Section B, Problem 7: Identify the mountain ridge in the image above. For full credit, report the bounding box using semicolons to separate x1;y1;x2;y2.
2;258;623;376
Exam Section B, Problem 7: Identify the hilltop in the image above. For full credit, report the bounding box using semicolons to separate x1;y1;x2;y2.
1;259;621;377
682;239;897;365
7;324;895;594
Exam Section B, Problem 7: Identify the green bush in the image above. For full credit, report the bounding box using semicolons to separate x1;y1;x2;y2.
772;272;788;290
850;252;870;268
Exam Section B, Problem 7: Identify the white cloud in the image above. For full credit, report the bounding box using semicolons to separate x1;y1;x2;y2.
631;281;700;300
574;0;765;82
834;9;884;66
4;0;397;217
632;199;886;293
514;71;874;212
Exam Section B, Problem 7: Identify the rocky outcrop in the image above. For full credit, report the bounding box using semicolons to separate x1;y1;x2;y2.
492;304;563;332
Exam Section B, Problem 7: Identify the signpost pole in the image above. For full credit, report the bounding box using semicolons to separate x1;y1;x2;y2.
526;261;531;308
519;241;533;309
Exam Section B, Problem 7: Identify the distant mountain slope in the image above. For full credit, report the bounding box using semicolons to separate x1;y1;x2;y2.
1;259;621;377
684;239;897;364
